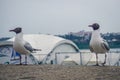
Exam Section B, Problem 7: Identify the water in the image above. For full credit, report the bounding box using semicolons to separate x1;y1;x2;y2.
80;48;120;53
109;48;120;53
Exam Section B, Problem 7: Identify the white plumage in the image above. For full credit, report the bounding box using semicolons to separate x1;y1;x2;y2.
13;32;30;55
89;23;110;66
10;27;41;64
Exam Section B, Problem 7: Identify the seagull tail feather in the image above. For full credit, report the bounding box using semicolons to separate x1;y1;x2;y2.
33;48;42;51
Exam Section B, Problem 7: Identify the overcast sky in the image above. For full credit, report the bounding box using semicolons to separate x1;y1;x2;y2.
0;0;120;37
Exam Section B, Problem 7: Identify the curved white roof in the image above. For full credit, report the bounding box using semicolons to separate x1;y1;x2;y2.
7;34;79;55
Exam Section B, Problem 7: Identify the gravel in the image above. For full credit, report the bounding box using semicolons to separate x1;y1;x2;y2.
0;64;120;80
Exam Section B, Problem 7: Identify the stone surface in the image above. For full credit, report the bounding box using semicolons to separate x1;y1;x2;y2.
0;65;120;80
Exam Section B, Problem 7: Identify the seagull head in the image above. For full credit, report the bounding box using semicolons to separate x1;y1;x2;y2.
88;23;100;30
9;27;22;34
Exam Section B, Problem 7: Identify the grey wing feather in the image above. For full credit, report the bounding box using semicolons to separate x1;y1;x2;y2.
24;42;33;52
101;40;110;51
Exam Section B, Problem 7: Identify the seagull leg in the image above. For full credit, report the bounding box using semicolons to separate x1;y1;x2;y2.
102;53;107;66
20;55;22;65
96;53;99;66
25;55;27;65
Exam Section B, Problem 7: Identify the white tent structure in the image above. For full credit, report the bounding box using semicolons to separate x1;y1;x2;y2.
0;34;80;64
61;57;78;66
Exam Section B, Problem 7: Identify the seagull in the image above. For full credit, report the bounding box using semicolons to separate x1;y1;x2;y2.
9;27;41;65
89;23;110;66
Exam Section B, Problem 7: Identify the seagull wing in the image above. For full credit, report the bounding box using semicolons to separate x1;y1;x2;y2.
24;41;34;52
101;39;110;51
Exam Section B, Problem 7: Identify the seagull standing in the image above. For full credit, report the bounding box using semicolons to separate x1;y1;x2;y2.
89;23;110;66
10;27;41;64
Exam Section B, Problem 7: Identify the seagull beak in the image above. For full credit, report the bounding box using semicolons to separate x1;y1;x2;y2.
9;29;15;32
88;25;93;27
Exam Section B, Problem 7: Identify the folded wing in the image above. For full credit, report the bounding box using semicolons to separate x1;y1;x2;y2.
101;39;110;51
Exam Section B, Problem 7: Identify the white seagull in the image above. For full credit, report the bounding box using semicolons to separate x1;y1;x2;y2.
89;23;110;66
10;27;41;64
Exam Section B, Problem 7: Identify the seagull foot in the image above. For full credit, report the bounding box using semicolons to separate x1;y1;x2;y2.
20;63;22;65
93;64;99;66
101;62;106;66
